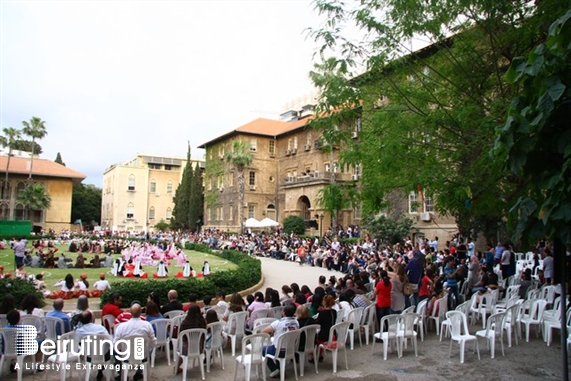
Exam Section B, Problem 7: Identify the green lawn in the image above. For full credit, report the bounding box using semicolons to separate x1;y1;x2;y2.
0;243;237;290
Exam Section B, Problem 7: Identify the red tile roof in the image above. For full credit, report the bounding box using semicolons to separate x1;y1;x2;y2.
0;155;86;181
198;117;311;148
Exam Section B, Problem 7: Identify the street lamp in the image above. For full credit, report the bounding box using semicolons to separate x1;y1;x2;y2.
195;219;201;234
319;214;324;237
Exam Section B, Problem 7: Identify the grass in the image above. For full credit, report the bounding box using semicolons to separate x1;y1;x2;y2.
0;243;237;290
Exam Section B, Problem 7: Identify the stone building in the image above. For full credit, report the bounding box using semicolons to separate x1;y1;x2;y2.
101;153;204;232
0;153;85;232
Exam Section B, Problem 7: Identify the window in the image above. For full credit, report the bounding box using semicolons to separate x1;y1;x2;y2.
228;205;233;221
354;163;362;177
150;180;156;193
424;196;434;213
249;171;256;186
325;163;331;172
127;203;134;219
217;206;223;220
306;133;312;146
166;180;173;194
209;207;214;222
287;138;292;150
408;192;419;214
354;202;362;219
128;175;136;191
229;172;234;187
166;207;172;220
293;137;298;149
149;207;155;220
248;205;255;219
269;139;275;156
217;175;223;189
164;165;174;171
250;138;257;152
148;163;161;170
15;204;25;221
208;178;213;191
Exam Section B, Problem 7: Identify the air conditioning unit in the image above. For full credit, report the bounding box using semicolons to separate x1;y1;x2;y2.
291;148;297;154
352;131;359;139
304;144;311;151
351;174;359;181
269;152;275;158
218;187;224;192
249;185;256;191
285;150;291;156
420;212;432;222
314;140;323;149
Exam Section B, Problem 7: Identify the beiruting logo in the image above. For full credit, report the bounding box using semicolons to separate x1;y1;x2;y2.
13;325;144;371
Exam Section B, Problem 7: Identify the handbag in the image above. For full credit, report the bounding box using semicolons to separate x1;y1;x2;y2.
403;278;413;296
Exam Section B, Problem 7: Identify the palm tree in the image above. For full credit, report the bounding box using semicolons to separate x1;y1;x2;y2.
1;127;22;218
21;116;48;179
16;183;51;221
224;140;253;234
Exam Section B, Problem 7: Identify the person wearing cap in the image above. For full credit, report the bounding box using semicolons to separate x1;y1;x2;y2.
92;273;110;297
74;273;91;297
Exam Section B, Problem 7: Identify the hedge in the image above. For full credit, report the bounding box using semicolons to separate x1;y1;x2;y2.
0;278;45;308
99;246;261;309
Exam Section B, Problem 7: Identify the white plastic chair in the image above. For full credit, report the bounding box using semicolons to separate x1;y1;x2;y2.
234;333;270;381
543;307;571;347
428;294;448;335
0;314;7;327
150;318;171;367
205;321;225;372
372;314;400;360
317;321;350;374
249;308;273;328
169;314;186;363
502;301;522;347
210;305;226;321
266;329;301;381
176;328;207;381
398;313;419;358
495;285;520;310
0;328;37;381
118;336;151;381
519;299;548;342
79;333;114;381
446;311;480;363
253;317;277;329
270;306;284;318
44;331;80;381
20;314;44;339
441;300;471;341
360;303;376;345
476;312;506;358
163;310;185;319
344;306;364;350
101;314;115;334
226;311;248;356
296;324;319;376
415;299;428;341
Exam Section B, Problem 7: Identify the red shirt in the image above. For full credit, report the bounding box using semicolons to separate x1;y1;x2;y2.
419;275;431;298
102;303;122;318
375;280;392;308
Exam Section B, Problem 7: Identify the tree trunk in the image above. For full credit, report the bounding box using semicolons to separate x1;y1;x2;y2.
28;137;36;179
238;169;245;234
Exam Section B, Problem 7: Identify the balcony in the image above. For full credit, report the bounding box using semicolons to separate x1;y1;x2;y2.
282;171;354;188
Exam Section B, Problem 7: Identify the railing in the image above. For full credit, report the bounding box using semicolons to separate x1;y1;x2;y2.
282;172;353;186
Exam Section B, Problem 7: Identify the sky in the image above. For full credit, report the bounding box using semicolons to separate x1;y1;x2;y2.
1;0;326;187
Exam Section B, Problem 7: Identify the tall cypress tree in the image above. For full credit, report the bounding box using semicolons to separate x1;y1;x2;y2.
189;161;204;231
54;152;66;166
171;143;193;230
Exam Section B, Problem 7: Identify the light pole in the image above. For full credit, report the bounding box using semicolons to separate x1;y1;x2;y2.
195;219;201;234
319;214;324;237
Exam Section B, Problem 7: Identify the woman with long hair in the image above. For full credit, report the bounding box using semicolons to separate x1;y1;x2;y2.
21;294;44;317
69;295;94;329
74;273;90;298
391;264;406;314
51;273;75;299
373;269;392;329
177;304;207;373
310;294;337;363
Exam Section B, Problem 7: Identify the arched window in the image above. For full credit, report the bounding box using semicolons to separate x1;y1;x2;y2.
166;207;172;220
127;203;135;219
128;175;136;191
150;180;156;193
15;204;25;221
149;207;155;220
166;180;173;194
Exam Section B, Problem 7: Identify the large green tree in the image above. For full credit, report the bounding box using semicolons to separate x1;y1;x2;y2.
189;160;204;231
21;116;47;179
225;140;253;234
11;140;42;155
71;183;102;226
0;127;22;218
308;0;568;241
54;152;66;166
16;183;51;220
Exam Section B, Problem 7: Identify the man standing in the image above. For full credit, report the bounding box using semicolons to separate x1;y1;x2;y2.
46;298;71;334
114;303;156;381
13;237;27;269
262;303;299;378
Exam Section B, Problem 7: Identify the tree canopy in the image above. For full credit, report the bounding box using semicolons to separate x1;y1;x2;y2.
71;183;102;227
308;0;569;242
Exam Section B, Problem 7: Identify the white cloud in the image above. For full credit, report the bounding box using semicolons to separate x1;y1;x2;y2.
1;0;322;186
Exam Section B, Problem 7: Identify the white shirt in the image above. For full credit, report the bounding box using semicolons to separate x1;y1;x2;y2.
114;317;157;349
94;279;111;291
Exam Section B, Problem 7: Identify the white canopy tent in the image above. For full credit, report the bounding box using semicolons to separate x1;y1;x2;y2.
259;217;279;228
244;218;262;228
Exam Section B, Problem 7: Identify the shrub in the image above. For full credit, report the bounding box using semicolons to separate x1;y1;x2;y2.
282;215;307;235
100;246;261;308
0;278;45;308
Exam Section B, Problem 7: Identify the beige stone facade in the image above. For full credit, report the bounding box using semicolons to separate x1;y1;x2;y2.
101;154;203;232
0;154;85;232
199;112;457;241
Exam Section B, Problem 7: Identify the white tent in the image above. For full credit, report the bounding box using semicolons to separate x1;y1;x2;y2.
259;217;279;228
244;218;262;228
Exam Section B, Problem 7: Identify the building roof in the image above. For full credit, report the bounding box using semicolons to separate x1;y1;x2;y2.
198;117;310;148
0;155;86;181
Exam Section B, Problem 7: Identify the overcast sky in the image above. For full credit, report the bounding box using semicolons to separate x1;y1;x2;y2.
1;0;325;187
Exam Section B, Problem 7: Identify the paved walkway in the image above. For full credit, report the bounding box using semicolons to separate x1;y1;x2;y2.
21;257;566;381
